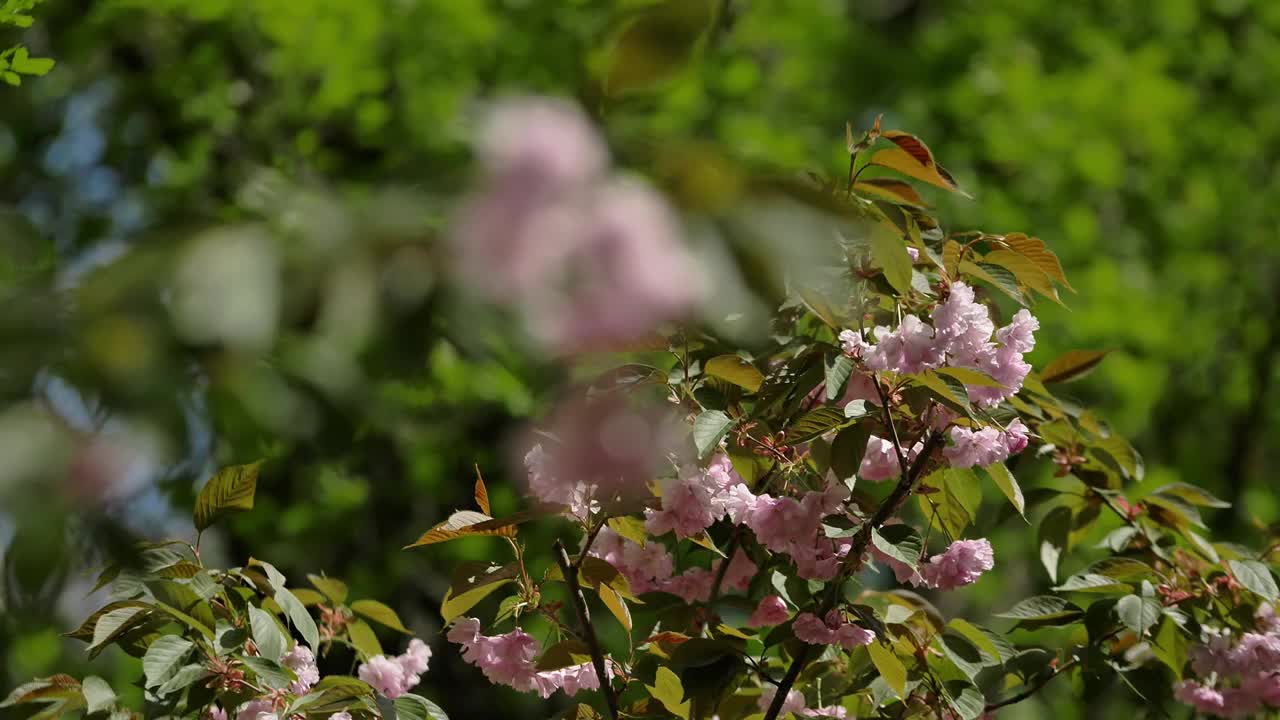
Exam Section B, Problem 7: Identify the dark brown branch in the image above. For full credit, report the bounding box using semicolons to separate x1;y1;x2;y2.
761;429;944;720
554;540;619;720
984;659;1077;712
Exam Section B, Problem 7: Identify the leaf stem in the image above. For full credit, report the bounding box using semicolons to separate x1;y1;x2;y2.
554;540;619;720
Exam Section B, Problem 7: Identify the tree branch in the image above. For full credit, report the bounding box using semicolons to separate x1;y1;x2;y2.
762;429;944;720
983;658;1077;712
554;540;619;720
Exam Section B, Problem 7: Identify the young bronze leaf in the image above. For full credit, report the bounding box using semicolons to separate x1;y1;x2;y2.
1040;349;1109;384
983;249;1063;305
870;131;970;197
405;510;517;548
193;461;263;532
853;178;928;208
473;465;491;515
1002;233;1074;290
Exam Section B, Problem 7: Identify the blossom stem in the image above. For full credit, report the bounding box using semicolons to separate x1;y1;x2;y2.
554;539;619;720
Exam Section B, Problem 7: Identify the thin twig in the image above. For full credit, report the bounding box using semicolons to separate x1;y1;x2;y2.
554;540;619;720
576;518;608;569
983;658;1078;712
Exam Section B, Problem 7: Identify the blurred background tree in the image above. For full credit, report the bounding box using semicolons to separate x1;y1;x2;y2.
2;0;1278;717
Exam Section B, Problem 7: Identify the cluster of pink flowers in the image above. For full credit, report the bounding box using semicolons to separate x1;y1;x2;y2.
841;282;1039;410
523;393;681;519
758;687;849;718
747;595;791;628
1175;610;1280;718
738;482;854;580
452;96;702;352
858;435;924;482
356;638;432;700
646;454;757;539
282;644;320;695
792;610;875;650
942;419;1029;469
872;538;995;591
587;524;756;602
446;618;607;699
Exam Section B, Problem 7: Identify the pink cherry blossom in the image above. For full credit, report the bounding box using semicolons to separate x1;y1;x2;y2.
522;393;681;518
858;436;924;482
1175;682;1226;715
329;714;353;720
838;329;868;358
793;610;874;650
358;654;410;699
747;595;791;628
448;617;608;698
865;315;945;375
207;707;228;720
588;526;675;594
646;454;749;539
931;283;995;357
282;644;319;694
919;539;995;590
942;420;1029;469
759;687;807;716
235;700;273;720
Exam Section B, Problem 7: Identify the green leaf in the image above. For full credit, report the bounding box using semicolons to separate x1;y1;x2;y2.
1115;594;1161;636
65;601;150;643
646;666;691;719
1229;559;1279;602
979;462;1025;518
276;587;320;651
931;468;982;538
869;222;914;296
1040;350;1108;384
607;516;648;547
1;676;81;708
142;636;194;689
944;681;986;720
693;410;734;458
241;655;296;690
249;605;287;663
995;595;1078;620
909;370;970;411
1053;573;1132;595
347;619;383;660
786;406;850;444
603;0;714;96
705;355;764;392
871;525;923;570
193;461;263;531
867;641;906;697
156;664;211;697
936;366;1003;388
825;353;854;400
80;676;115;715
1151;482;1230;509
1150;617;1189;676
352;599;411;634
441;563;518;623
946;619;1002;664
536;639;594;671
1038;505;1071;583
308;574;350;605
938;632;985;679
89;606;149;653
831;423;871;482
394;694;450;720
598;583;632;632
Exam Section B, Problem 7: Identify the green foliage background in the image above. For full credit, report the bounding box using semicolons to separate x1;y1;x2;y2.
2;0;1279;717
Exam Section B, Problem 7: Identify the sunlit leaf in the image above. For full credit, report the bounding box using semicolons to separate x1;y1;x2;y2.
193;461;263;532
351;599;411;634
1040;350;1109;384
869;131;969;197
705;355;764;392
